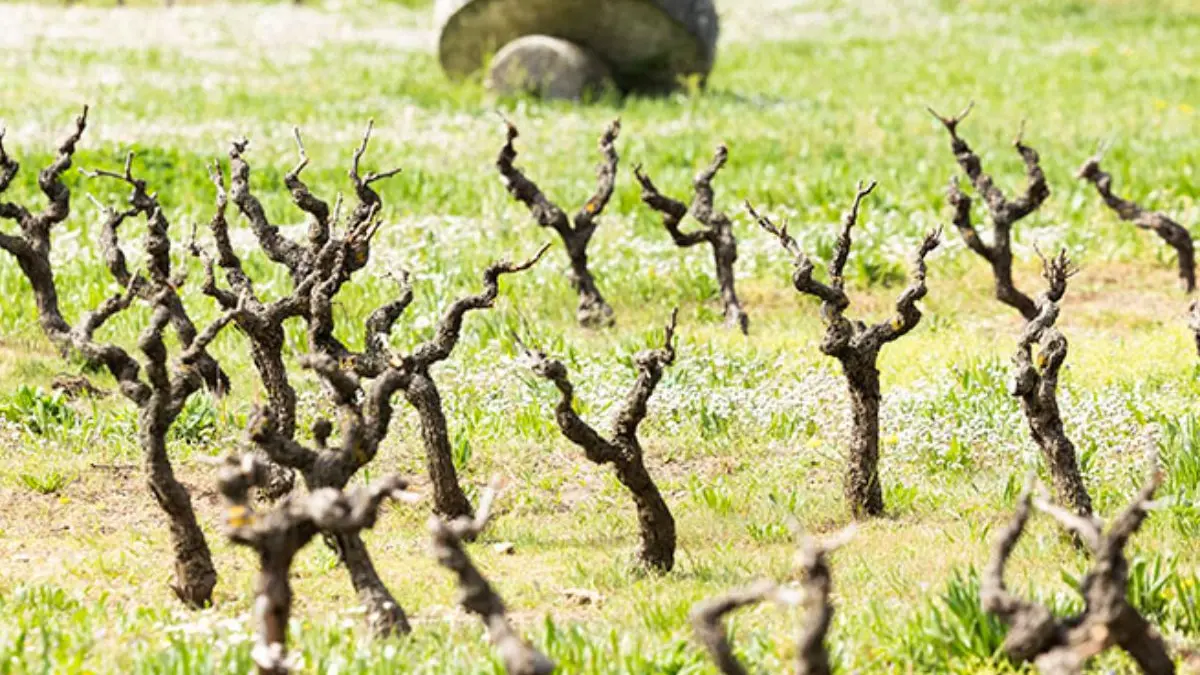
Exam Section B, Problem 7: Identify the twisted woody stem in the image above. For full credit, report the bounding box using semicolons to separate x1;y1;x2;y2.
430;480;555;675
982;460;1173;674
10;136;247;609
497;117;618;327
200;123;414;630
749;183;941;518
635;144;749;334
1008;249;1093;517
691;526;855;675
929;103;1049;319
252;243;548;533
1076;149;1194;293
217;454;413;675
192;122;402;495
397;243;550;519
0;107;164;384
519;310;679;571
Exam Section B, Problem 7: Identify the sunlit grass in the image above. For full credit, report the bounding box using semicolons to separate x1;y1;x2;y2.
1;0;1199;672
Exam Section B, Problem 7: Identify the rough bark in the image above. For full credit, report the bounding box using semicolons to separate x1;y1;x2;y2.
32;147;244;608
216;454;412;675
60;276;238;608
690;526;854;675
749;183;941;518
82;152;229;394
384;244;547;519
247;347;414;635
929;103;1048;319
0;108;158;384
982;469;1174;674
1076;152;1195;292
520;310;678;571
250;246;546;629
1008;250;1093;516
191;124;403;499
220;123;549;519
497;118;618;327
186;125;418;629
429;481;555;675
635;145;748;334
136;287;240;606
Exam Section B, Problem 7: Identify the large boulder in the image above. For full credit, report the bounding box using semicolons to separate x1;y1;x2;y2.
436;0;718;97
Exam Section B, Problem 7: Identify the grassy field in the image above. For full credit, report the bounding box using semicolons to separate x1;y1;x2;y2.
2;0;1200;672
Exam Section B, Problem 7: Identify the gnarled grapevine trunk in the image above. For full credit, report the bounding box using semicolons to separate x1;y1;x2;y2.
3;119;241;608
429;482;555;675
250;244;546;631
929;103;1049;319
1009;251;1093;517
404;373;473;518
497;118;618;327
750;183;941;518
1;108;227;393
691;527;855;675
522;311;679;570
636;145;749;334
198;124;417;631
982;466;1172;674
844;365;883;517
216;454;411;674
143;407;216;607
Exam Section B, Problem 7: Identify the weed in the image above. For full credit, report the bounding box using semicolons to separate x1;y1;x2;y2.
0;385;75;435
19;469;72;494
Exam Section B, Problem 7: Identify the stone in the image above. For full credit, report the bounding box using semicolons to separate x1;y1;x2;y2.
436;0;718;94
486;35;613;100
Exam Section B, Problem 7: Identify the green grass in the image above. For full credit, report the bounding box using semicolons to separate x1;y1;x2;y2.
2;0;1200;672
